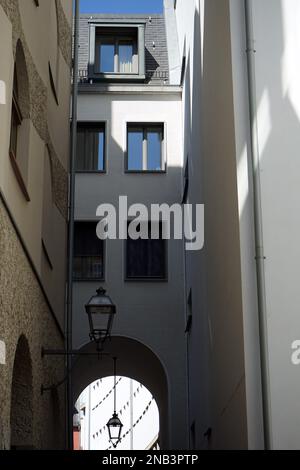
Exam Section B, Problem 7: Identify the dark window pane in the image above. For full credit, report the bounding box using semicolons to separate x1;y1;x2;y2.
76;127;105;171
147;130;162;170
100;44;115;72
126;223;166;279
73;223;104;279
119;44;133;73
13;66;18;99
10;106;19;157
148;239;166;277
86;130;105;171
76;129;85;170
127;129;143;170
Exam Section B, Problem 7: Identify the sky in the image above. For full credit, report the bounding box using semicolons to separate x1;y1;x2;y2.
80;0;163;14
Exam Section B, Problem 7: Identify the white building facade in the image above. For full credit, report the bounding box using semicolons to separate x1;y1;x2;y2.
173;0;300;450
71;0;300;450
72;13;188;450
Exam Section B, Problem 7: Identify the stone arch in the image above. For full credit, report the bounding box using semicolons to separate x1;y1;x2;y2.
10;335;34;449
14;39;30;118
72;336;169;449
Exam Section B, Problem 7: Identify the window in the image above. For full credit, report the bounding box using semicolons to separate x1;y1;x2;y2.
126;222;167;280
185;288;193;333
182;158;189;203
180;55;186;86
73;222;104;280
127;124;164;172
9;42;31;202
76;124;105;172
96;29;137;74
49;62;58;105
89;24;146;81
9;68;22;160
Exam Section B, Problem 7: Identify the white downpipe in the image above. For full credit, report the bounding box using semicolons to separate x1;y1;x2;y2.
244;0;273;450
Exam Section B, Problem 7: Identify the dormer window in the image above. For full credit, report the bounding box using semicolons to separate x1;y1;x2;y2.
88;23;145;82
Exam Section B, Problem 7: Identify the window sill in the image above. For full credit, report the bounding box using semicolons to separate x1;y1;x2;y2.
90;73;146;82
9;151;30;202
75;170;106;174
124;169;167;174
124;277;168;283
73;278;105;282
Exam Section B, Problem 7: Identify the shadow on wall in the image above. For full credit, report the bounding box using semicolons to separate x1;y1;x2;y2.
200;0;300;451
201;0;249;450
181;5;212;451
239;0;300;450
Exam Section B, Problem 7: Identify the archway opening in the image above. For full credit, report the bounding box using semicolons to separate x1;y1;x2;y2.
10;335;34;450
72;336;169;449
74;377;160;450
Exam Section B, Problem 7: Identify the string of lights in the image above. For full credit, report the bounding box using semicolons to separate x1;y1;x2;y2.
91;377;123;411
92;383;144;439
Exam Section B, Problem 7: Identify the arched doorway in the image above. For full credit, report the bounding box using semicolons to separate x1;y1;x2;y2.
74;377;160;450
10;335;34;450
72;336;169;449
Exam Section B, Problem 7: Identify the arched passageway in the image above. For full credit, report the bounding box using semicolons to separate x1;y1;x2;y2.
72;336;169;449
75;376;160;450
10;335;34;450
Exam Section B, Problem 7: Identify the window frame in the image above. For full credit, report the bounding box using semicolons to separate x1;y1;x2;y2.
95;35;137;74
73;221;106;281
9;93;22;159
125;123;166;173
9;69;30;202
182;157;189;203
75;122;107;173
124;221;168;282
88;22;146;82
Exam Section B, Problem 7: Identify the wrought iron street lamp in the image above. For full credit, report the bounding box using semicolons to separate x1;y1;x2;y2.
41;287;116;395
107;357;123;448
85;287;116;351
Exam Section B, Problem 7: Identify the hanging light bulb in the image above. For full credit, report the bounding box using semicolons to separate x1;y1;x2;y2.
107;357;123;448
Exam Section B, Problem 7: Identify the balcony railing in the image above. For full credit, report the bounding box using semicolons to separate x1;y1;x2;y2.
76;69;169;84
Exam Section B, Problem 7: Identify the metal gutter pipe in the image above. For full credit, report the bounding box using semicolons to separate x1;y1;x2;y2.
244;0;273;450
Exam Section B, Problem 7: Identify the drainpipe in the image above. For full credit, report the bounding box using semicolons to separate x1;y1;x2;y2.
244;0;272;449
66;0;80;450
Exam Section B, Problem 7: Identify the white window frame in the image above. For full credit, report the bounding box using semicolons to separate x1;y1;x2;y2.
95;36;138;74
126;123;166;173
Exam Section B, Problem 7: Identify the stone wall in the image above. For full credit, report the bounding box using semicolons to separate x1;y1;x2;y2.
0;0;70;219
0;199;65;449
